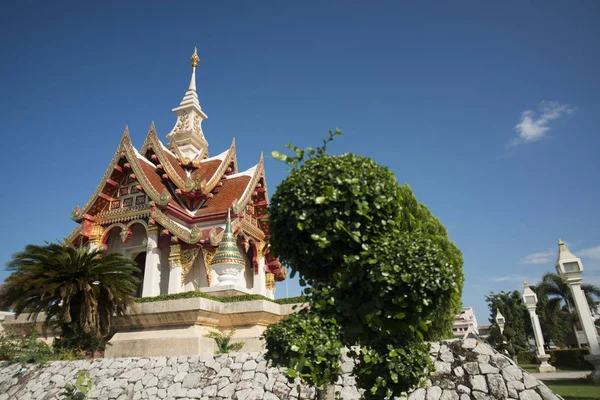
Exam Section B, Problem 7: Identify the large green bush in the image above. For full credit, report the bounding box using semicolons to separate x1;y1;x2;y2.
309;230;458;344
265;136;463;399
269;153;403;284
548;348;594;370
263;309;343;390
397;185;464;339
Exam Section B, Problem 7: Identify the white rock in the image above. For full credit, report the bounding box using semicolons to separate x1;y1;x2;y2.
474;343;495;356
247;387;265;400
523;373;538;389
440;390;459;400
502;365;523;382
408;388;425;400
173;371;187;383
487;373;508;398
457;385;470;394
243;360;258;371
434;361;452;375
340;385;361;399
519;389;543;400
426;386;442;400
537;385;561;400
479;362;499;374
470;375;488;393
217;382;236;397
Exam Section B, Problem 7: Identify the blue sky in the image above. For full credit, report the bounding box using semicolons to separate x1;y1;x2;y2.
1;1;599;325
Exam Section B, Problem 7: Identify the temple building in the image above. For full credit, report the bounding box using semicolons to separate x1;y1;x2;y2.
67;48;286;300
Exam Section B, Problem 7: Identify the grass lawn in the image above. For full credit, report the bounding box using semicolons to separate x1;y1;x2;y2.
545;379;600;400
518;363;593;373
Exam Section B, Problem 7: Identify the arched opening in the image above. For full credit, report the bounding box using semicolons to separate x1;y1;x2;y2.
133;252;146;297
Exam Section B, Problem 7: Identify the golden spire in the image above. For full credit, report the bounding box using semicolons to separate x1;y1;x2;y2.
191;47;200;68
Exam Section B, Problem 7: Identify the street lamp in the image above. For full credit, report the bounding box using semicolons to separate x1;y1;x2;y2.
522;281;555;372
495;310;506;335
556;239;600;381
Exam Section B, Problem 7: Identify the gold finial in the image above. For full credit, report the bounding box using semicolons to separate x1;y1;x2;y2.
191;47;200;68
558;239;564;245
524;280;528;286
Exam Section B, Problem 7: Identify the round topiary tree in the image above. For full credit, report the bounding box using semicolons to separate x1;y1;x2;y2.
264;132;463;399
269;152;404;285
396;184;464;340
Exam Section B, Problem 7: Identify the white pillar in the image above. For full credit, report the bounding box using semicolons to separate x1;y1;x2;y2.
253;257;266;297
141;227;160;297
168;244;183;294
528;310;546;356
528;309;555;372
568;282;600;354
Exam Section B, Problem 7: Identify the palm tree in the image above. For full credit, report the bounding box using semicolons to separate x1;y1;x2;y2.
537;273;600;314
537;272;600;345
0;243;140;342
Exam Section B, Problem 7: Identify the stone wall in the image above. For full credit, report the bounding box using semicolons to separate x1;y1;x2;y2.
0;339;562;400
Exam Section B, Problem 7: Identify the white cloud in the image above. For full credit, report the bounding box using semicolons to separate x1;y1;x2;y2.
520;250;554;265
579;245;600;259
493;274;530;283
511;101;576;146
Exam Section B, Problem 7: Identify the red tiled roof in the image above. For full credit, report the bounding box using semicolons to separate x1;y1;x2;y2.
162;149;188;183
191;159;222;185
136;157;168;196
197;175;251;216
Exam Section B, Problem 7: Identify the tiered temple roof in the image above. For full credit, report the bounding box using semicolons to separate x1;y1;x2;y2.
68;48;285;281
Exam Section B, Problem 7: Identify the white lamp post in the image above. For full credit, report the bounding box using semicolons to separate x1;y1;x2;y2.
522;281;555;372
555;239;600;381
495;310;506;335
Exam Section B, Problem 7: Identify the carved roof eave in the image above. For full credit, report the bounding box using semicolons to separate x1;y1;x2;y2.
142;123;197;192
241;219;266;242
151;207;202;244
150;207;262;247
200;138;237;195
71;127;171;222
232;153;265;214
65;225;83;245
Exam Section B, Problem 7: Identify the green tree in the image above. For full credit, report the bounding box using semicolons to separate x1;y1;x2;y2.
536;272;600;345
530;284;572;347
485;290;529;354
396;185;464;339
537;272;600;317
0;243;140;352
265;132;463;399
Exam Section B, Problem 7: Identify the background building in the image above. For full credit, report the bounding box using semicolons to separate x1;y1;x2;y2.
453;307;479;338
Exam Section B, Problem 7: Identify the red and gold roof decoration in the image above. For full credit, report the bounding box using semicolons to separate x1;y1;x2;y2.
70;125;269;246
71;127;171;222
141;123;196;192
68;48;282;281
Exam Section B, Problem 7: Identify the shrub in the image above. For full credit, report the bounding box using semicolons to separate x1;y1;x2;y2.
516;350;538;364
265;136;463;399
548;348;593;370
269;153;404;285
52;324;108;355
60;370;92;400
263;309;343;389
204;328;244;354
0;330;84;364
135;291;306;305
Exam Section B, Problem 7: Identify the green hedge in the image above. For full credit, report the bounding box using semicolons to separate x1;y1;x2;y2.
134;291;306;305
547;348;593;370
516;350;538;364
